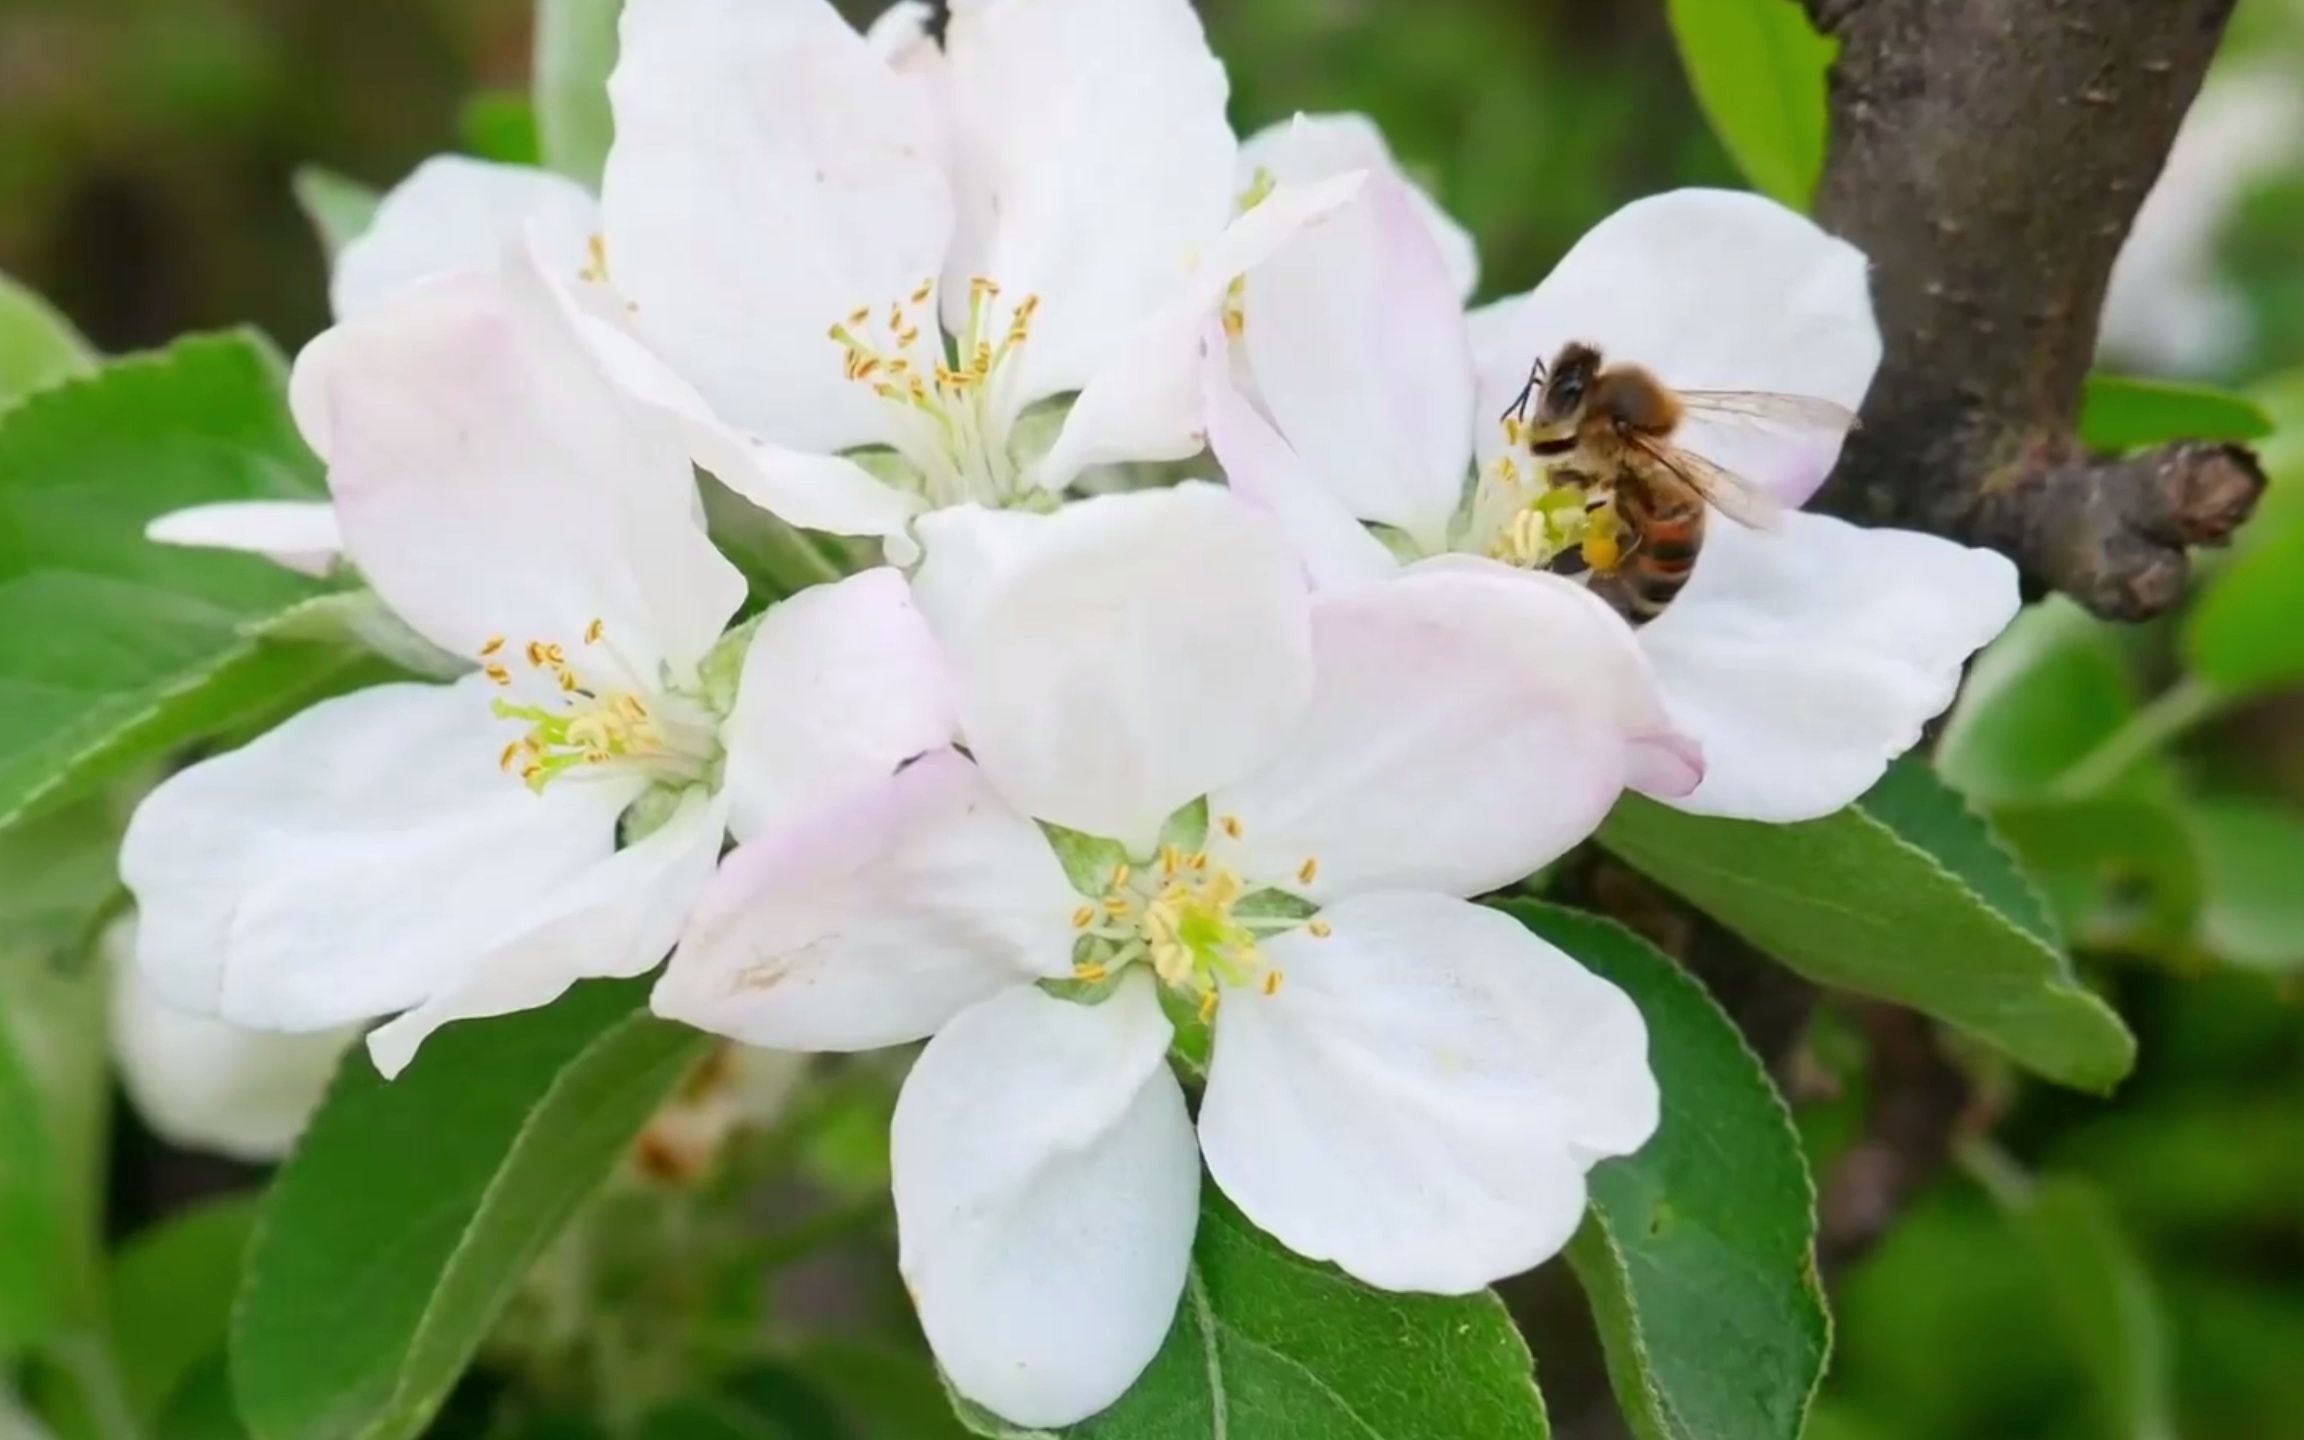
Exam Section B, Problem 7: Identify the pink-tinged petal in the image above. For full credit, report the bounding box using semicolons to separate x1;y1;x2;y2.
720;567;956;842
120;676;636;1035
911;485;1314;851
366;786;729;1077
1210;557;1688;900
1240;148;1475;549
941;0;1234;407
894;975;1197;1428
309;248;744;676
1645;510;2020;821
605;0;953;457
1032;171;1367;491
1239;111;1478;301
1474;189;1878;508
332;156;598;321
145;501;344;578
653;750;1078;1053
1201;330;1399;591
1200;891;1655;1294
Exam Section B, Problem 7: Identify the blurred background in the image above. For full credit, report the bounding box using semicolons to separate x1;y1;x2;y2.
4;0;2302;1437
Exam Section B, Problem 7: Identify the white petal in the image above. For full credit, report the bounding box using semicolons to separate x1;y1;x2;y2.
552;295;921;540
331;156;598;322
1240;112;1477;301
654;750;1078;1052
308;249;744;675
863;0;938;65
894;976;1197;1428
1645;510;2020;821
604;0;952;456
1033;170;1367;491
1200;891;1655;1294
911;485;1313;850
144;500;343;577
942;0;1234;407
1201;333;1400;591
107;924;354;1162
1241;165;1474;549
1474;189;1879;508
366;786;728;1077
721;567;955;842
1210;558;1679;901
119;677;635;1034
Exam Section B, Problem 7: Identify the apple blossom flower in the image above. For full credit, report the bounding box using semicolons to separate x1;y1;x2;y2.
654;483;1676;1428
118;242;933;1078
1214;134;2021;821
590;0;1362;546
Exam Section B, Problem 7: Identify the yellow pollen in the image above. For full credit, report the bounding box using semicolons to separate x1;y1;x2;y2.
1198;990;1220;1022
585;618;605;645
1072;905;1097;929
847;306;871;327
498;741;523;772
1074;961;1109;983
479;635;506;658
971;276;1000;299
910;278;934;305
1262;970;1284;996
1220;814;1243;839
525;640;548;667
1298;857;1320;886
484;663;511;686
1110;862;1131;888
1309;919;1333;939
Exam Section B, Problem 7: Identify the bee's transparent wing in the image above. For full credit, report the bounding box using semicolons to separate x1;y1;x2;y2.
1626;432;1787;531
1676;390;1859;436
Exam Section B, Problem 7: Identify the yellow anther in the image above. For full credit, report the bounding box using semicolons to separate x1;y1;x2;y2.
1074;962;1109;983
1297;857;1320;886
1161;845;1182;879
1220;814;1242;840
1189;851;1208;872
484;663;511;687
585;618;605;645
1198;989;1220;1023
525;640;548;667
498;741;523;772
1072;905;1097;929
910;278;934;305
1309;919;1333;939
970;276;1000;299
1110;862;1131;888
479;635;506;658
1262;970;1284;996
847;306;871;327
558;669;580;693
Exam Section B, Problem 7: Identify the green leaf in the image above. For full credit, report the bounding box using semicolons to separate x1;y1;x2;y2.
1505;905;1825;1440
2003;1178;2176;1440
108;1195;259;1426
2183;510;2304;701
2079;373;2273;452
0;332;377;833
1598;761;2134;1091
956;1189;1549;1439
535;0;624;189
0;802;121;1358
2186;796;2304;972
293;168;382;266
1663;0;1833;209
232;980;713;1440
798;1343;971;1440
1992;797;2203;959
0;272;96;409
1936;599;2165;805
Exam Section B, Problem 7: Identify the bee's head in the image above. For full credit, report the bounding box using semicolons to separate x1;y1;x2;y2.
1532;342;1603;433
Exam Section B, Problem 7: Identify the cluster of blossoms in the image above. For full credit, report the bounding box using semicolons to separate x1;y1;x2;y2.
120;0;2019;1426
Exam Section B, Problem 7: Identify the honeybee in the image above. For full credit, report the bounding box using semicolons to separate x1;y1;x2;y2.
1505;340;1855;625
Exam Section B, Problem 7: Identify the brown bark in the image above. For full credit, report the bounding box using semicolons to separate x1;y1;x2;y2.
1805;0;2264;619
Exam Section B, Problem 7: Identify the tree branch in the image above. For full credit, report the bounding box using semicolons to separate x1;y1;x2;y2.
1805;0;2264;619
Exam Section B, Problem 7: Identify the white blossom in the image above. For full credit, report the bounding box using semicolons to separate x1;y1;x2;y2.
654;484;1672;1427
1215;127;2020;820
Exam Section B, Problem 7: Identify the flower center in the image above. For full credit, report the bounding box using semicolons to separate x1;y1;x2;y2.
828;276;1044;510
1465;415;1589;569
1067;827;1329;1021
477;622;719;794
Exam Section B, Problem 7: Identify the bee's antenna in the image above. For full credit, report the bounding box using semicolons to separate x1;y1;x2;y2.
1502;357;1545;426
